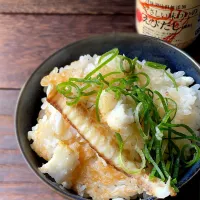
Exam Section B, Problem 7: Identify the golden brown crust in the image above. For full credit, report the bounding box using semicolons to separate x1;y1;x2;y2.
47;91;176;197
47;93;130;177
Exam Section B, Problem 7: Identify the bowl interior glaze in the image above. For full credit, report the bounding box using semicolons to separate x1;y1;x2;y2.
15;33;200;200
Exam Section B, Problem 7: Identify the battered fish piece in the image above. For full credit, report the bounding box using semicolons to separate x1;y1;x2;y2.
47;91;175;198
29;99;175;199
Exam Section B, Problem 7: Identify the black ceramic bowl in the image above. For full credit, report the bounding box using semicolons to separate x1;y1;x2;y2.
15;33;200;200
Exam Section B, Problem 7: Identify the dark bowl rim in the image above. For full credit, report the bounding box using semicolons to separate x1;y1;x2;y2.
14;32;200;199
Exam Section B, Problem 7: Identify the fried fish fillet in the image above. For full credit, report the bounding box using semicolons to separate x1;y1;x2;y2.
47;92;140;171
28;100;141;199
47;92;175;198
29;98;175;199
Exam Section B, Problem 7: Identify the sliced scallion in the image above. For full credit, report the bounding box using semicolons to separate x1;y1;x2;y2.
181;144;200;168
146;61;167;70
115;133;145;174
85;48;119;79
165;71;178;90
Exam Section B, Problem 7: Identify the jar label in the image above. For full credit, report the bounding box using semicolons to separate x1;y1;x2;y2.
136;0;200;48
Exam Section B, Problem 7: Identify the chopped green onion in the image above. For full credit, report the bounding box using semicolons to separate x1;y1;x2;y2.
145;88;154;99
167;136;200;142
161;160;170;179
165;98;177;121
154;90;168;112
144;144;165;181
161;140;168;155
57;81;81;105
166;160;171;172
85;48;119;79
161;109;175;124
172;157;180;179
165;71;178;90
135;72;150;88
69;77;101;85
115;133;146;174
148;135;155;152
161;128;200;142
171;182;179;193
170;141;180;156
155;109;175;140
181;144;200;168
146;61;167;70
81;90;97;96
149;167;157;180
80;83;92;91
161;123;196;136
120;56;134;73
155;139;161;164
155;125;163;141
97;73;109;85
132;57;138;66
135;102;149;140
56;82;72;96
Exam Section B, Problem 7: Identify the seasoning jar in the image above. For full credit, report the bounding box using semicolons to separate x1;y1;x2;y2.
136;0;200;48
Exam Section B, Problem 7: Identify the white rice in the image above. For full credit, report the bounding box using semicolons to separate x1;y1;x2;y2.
28;53;200;200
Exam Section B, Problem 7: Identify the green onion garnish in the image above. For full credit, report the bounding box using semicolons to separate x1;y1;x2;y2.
85;48;119;79
120;56;135;73
56;48;200;191
165;71;178;90
144;144;165;181
181;144;200;167
115;132;145;174
136;72;150;88
56;81;81;105
135;102;149;140
154;90;168;112
146;61;167;70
